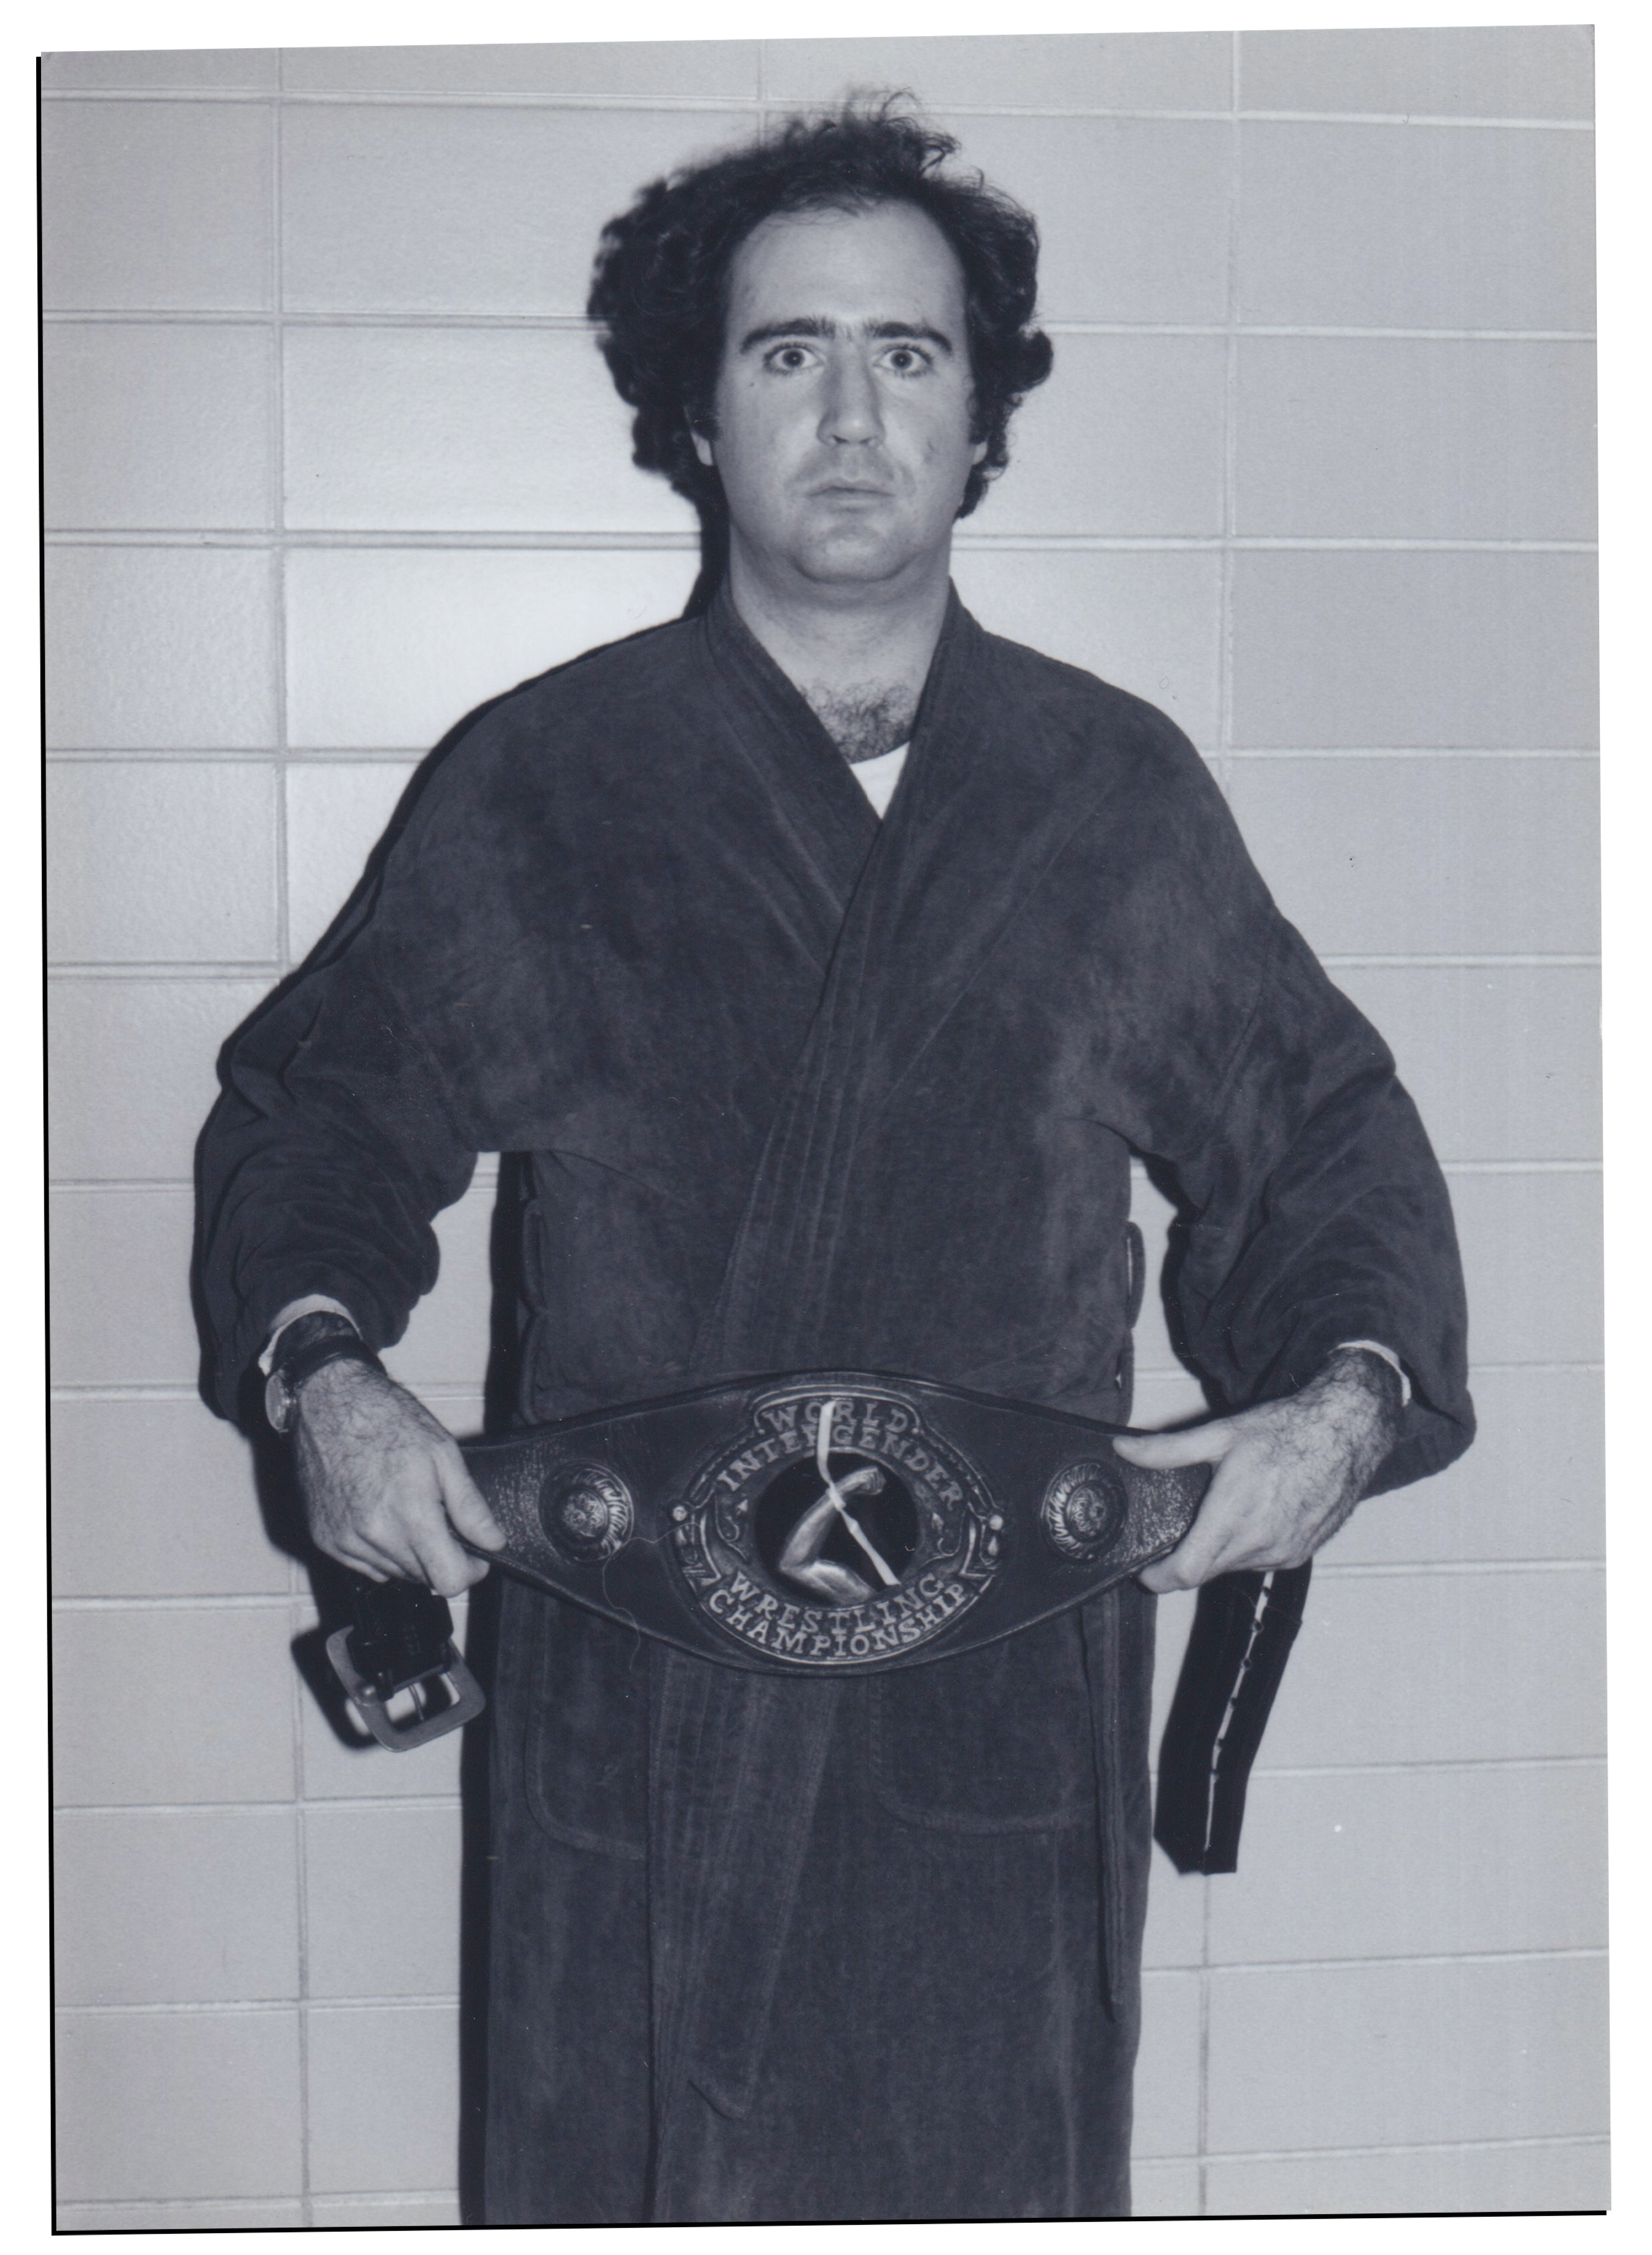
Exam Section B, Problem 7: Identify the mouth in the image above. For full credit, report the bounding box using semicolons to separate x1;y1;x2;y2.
809;479;894;499
810;491;894;514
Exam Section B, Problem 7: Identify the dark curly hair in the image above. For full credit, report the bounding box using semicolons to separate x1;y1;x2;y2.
587;96;1053;527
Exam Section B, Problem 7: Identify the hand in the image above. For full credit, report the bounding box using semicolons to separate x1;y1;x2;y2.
292;1358;506;1597
1115;1348;1405;1594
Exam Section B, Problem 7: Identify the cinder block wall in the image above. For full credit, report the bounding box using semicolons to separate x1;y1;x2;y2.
46;31;1603;2227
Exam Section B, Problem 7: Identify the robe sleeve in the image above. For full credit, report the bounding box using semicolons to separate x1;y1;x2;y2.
1163;911;1473;1494
195;860;481;1425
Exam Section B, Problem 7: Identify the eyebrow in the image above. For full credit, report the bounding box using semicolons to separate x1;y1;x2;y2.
736;316;957;356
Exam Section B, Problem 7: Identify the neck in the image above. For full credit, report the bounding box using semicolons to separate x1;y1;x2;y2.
723;541;951;760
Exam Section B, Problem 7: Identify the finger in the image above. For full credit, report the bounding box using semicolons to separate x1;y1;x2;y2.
318;1530;402;1583
1138;1533;1243;1594
1136;1554;1187;1595
1137;1501;1288;1592
437;1450;507;1551
1113;1422;1235;1470
1131;1456;1266;1592
404;1510;491;1600
1135;1511;1235;1592
422;1546;491;1600
354;1538;429;1585
346;1497;444;1585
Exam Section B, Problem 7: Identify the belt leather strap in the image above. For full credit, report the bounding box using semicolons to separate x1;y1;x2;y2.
459;1368;1209;1677
1151;1561;1314;1875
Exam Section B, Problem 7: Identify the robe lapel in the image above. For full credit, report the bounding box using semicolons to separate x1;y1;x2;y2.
690;588;890;1376
699;587;1111;1377
701;588;881;935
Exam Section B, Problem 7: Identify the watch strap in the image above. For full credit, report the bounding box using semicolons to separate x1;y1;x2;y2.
266;1329;385;1431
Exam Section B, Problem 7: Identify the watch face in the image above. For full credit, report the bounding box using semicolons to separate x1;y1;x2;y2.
264;1367;295;1434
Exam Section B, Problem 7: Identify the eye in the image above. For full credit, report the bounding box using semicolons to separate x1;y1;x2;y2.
764;343;818;374
881;344;933;375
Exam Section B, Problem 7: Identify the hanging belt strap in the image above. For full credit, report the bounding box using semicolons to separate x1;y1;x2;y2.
1151;1561;1313;1875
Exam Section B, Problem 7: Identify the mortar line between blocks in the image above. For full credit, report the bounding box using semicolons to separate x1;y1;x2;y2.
51;1381;500;1402
41;946;1611;974
1214;68;1239;803
37;312;1600;344
50;1355;1599;1404
1248;1754;1606;1781
1198;1861;1214;2216
1185;1945;1608;1978
270;81;292;980
39;1158;1607;1195
294;1723;313;2229
37;87;1594;129
44;528;1601;553
46;1557;1608;1618
61;1993;464;2017
55;1748;1604;1821
47;1559;1608;1624
55;1752;1601;1824
272;64;311;2229
60;1794;466;1816
1196;44;1241;2211
41;745;1603;764
1195;2131;1610;2166
58;2190;462;2219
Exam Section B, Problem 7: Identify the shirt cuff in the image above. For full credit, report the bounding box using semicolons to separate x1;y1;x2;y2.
1333;1339;1412;1409
258;1295;360;1374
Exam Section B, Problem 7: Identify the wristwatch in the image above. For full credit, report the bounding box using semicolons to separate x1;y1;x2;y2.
264;1314;385;1435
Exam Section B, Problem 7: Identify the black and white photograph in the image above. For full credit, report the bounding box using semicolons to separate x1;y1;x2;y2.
42;4;1611;2229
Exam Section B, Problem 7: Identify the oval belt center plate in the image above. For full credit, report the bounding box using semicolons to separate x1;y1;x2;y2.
669;1385;1003;1666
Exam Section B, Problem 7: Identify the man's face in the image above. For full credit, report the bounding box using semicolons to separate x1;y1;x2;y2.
692;200;988;595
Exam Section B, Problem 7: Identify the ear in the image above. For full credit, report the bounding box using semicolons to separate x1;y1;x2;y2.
966;393;988;468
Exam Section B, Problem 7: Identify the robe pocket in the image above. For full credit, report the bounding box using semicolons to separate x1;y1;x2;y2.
868;1613;1095;1833
523;1596;648;1862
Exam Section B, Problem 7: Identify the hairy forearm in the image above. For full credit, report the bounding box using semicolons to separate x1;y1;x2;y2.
1287;1344;1408;1527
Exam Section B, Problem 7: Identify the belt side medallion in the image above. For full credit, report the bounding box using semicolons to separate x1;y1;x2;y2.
1040;1459;1127;1563
538;1460;634;1564
670;1386;1002;1666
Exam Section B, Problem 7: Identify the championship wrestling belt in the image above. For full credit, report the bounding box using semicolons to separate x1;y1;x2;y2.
325;1369;1308;1873
467;1369;1209;1671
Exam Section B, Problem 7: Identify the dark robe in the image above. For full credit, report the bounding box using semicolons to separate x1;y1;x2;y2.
197;587;1472;2222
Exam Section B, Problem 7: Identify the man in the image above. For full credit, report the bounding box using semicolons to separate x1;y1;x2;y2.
197;102;1472;2223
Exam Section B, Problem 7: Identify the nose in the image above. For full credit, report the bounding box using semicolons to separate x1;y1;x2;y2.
819;351;884;445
